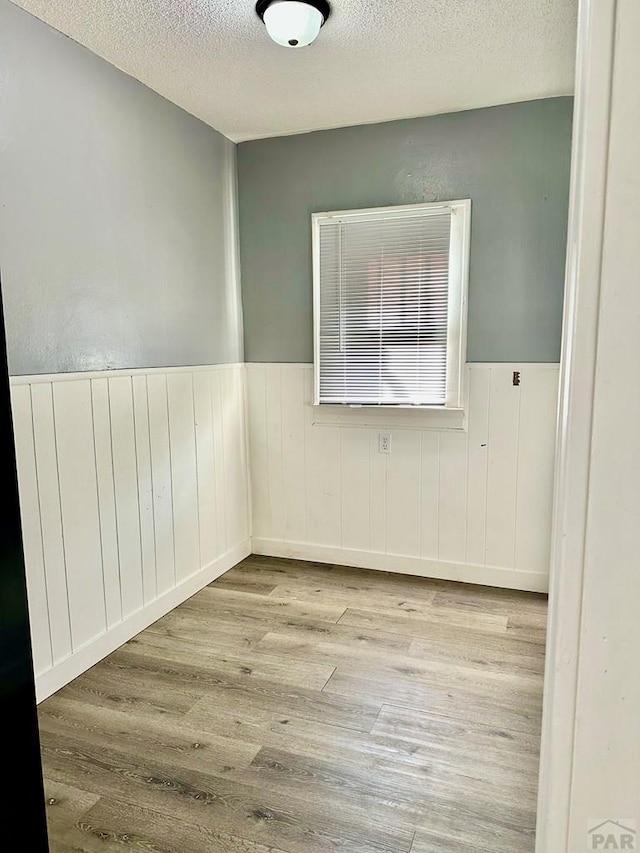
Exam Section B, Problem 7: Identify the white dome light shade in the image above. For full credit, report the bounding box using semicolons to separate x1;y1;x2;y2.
257;0;330;48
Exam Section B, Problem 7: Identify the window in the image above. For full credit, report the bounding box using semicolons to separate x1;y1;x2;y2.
313;200;470;409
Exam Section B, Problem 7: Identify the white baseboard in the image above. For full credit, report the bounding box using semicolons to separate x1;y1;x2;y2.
35;539;251;703
251;538;549;594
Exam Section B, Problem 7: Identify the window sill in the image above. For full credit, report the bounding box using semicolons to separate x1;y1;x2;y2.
311;403;466;431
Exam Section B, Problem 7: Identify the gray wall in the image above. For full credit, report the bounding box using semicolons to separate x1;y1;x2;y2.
238;98;573;363
0;0;242;375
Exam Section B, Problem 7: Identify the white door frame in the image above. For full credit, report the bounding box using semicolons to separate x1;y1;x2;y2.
537;0;639;849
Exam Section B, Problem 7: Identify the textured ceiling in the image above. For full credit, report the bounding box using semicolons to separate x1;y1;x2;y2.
13;0;577;141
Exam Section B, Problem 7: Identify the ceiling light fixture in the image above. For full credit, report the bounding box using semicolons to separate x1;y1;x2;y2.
255;0;331;48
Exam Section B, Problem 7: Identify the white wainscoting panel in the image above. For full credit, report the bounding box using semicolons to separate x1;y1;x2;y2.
11;364;250;701
247;363;559;592
12;360;556;699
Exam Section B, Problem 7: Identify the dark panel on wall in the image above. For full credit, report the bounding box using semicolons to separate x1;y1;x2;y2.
238;98;573;364
0;278;49;849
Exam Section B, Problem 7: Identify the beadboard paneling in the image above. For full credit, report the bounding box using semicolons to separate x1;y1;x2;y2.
247;363;559;592
11;365;250;701
13;360;556;700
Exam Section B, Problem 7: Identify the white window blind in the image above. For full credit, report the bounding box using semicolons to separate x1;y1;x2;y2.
313;201;469;408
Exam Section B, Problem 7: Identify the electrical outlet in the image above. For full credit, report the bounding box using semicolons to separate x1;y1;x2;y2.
379;432;391;454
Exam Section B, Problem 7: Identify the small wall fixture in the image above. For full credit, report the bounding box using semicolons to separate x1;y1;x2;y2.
256;0;331;48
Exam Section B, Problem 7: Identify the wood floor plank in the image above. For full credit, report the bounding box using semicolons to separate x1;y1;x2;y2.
48;843;84;853
267;582;437;617
146;606;273;647
254;620;414;656
221;746;423;840
178;704;453;785
256;631;543;691
56;663;203;720
214;576;281;596
407;635;544;677
244;745;534;820
43;779;100;843
371;704;541;779
409;794;537;853
42;730;411;853
228;557;441;598
322;670;542;735
62;798;294;853
39;695;261;775
146;591;349;647
119;631;336;691
430;586;547;617
82;650;341;726
184;674;380;735
181;699;533;796
506;613;549;640
338;605;508;636
38;554;546;853
183;585;348;624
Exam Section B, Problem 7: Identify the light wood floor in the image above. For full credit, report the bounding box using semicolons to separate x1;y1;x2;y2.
39;555;547;853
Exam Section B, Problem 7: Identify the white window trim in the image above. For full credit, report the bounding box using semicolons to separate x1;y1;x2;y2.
311;399;466;431
311;199;471;412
